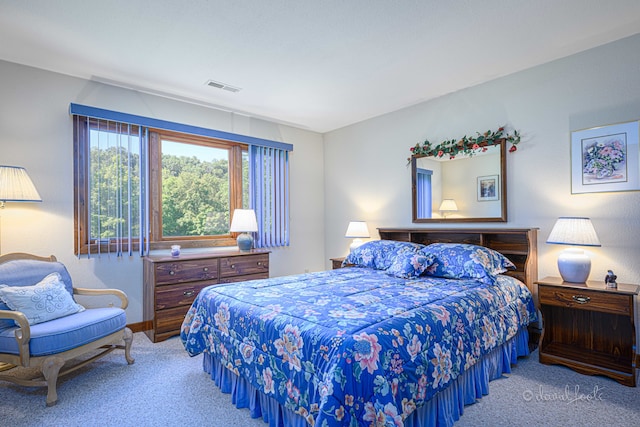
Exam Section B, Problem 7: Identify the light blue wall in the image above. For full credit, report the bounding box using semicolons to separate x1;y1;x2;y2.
0;60;325;323
324;34;640;292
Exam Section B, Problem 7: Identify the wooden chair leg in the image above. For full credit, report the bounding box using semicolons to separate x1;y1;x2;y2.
123;327;135;365
41;356;65;407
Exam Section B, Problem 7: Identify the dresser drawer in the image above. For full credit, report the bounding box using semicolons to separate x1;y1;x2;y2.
539;285;632;316
155;259;219;285
156;305;191;334
155;280;216;310
220;254;269;278
219;272;269;284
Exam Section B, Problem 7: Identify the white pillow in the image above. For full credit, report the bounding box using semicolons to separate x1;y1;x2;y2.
0;272;85;325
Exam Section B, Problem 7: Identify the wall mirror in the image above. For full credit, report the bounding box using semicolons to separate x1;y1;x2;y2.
412;139;507;223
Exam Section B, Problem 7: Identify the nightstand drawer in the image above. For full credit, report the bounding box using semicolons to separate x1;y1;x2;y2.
155;259;218;285
539;285;632;316
219;254;269;277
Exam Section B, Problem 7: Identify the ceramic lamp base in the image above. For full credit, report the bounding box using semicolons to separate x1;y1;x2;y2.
557;248;591;283
237;233;253;251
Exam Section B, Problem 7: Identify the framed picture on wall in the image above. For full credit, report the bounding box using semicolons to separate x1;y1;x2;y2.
477;175;499;201
571;120;640;194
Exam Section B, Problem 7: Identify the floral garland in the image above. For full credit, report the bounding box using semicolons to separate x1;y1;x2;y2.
409;126;521;162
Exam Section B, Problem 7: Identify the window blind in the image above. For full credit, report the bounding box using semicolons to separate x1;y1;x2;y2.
249;145;290;248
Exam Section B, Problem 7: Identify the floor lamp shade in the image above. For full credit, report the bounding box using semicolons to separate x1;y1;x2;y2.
546;217;601;283
0;165;42;207
230;209;258;251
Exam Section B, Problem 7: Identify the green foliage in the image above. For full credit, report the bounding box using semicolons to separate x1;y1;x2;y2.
161;154;230;236
90;147;238;240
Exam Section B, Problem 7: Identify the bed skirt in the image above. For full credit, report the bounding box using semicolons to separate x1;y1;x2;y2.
202;328;531;427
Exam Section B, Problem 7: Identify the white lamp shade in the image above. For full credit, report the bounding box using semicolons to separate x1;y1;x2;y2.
439;199;458;212
345;221;370;238
0;165;42;203
547;217;600;283
230;209;258;232
546;217;601;247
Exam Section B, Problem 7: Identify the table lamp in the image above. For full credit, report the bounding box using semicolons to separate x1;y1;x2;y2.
438;199;458;218
230;209;258;251
546;217;601;283
345;221;369;252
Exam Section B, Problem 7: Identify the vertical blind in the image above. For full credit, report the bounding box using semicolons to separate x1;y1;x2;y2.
249;145;290;248
74;116;149;257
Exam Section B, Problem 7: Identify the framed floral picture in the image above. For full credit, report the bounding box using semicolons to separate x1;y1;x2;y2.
477;175;499;201
571;120;640;194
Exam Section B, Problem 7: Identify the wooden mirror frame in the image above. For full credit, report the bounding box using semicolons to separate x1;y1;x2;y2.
411;138;507;223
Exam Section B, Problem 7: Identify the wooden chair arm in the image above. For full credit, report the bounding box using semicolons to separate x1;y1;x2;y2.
0;309;32;366
73;288;129;310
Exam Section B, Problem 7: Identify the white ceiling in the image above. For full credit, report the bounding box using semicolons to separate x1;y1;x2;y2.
1;0;639;133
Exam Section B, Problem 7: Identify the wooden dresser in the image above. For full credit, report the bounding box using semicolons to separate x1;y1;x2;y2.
143;249;269;342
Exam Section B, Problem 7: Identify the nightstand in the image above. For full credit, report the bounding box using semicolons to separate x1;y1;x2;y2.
537;276;639;386
330;257;345;269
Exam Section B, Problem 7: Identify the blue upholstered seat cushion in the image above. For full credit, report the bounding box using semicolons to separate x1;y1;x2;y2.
0;259;75;329
0;273;85;325
0;307;126;357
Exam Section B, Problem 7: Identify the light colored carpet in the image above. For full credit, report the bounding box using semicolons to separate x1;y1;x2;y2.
1;333;639;426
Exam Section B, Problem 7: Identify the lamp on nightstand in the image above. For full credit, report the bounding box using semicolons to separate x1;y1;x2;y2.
230;209;258;251
345;221;369;252
546;217;601;283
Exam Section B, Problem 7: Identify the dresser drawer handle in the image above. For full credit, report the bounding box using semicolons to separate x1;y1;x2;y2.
203;267;208;272
572;295;591;304
257;261;262;266
230;264;235;269
183;290;195;297
169;271;175;275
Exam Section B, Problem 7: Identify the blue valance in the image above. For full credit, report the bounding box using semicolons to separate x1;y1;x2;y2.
69;103;293;151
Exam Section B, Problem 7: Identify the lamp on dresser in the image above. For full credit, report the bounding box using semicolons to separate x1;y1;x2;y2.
546;216;600;283
230;209;258;251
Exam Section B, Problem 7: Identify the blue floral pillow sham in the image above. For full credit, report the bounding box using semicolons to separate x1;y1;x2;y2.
342;240;429;271
423;243;515;284
384;251;436;278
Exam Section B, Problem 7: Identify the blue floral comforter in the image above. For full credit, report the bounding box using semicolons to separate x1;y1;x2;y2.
181;267;535;426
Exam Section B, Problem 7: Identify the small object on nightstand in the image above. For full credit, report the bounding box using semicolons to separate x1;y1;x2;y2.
605;270;617;288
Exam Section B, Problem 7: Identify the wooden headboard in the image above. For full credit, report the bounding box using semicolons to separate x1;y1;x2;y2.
378;228;538;296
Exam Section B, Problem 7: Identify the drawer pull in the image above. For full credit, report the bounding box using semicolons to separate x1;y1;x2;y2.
183;290;195;297
203;267;208;272
169;271;175;275
257;262;262;266
572;295;591;304
230;264;235;269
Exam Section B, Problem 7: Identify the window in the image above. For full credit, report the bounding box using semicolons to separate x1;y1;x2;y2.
148;130;248;246
71;104;292;257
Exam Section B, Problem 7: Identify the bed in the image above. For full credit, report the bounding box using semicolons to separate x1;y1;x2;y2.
181;228;538;427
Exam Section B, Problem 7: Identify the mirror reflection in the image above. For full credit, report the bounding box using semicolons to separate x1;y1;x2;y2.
412;140;507;222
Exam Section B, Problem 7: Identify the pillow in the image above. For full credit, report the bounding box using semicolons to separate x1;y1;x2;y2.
423;243;515;284
0;272;85;326
384;251;436;278
342;240;429;270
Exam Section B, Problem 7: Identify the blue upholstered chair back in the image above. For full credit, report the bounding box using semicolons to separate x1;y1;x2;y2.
0;260;74;329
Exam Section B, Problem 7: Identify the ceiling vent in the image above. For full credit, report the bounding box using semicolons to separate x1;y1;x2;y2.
205;79;241;93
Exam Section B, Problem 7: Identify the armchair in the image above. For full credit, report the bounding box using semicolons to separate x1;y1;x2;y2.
0;253;134;406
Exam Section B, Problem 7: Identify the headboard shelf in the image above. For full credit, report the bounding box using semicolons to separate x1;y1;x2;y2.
378;228;539;300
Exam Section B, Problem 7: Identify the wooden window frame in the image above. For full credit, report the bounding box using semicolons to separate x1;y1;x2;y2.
148;129;247;250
